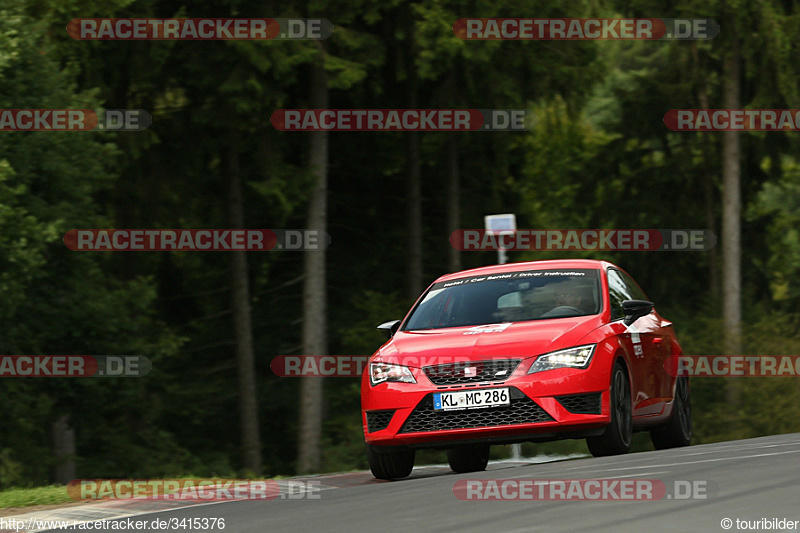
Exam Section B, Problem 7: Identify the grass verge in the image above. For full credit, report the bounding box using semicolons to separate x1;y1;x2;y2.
0;485;71;509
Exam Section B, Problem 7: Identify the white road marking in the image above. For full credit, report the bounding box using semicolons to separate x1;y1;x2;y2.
554;449;800;476
505;470;670;480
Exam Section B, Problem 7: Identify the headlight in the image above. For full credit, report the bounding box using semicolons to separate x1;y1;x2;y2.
370;362;416;386
527;345;596;374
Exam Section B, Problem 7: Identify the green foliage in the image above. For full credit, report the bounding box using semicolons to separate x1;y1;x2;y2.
518;96;618;231
0;485;72;507
2;0;800;491
338;290;408;356
747;156;800;304
677;313;800;443
0;450;25;489
0;0;183;487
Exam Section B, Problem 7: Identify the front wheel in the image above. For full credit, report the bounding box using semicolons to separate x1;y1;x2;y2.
366;444;415;480
586;362;632;457
650;376;692;449
447;444;490;473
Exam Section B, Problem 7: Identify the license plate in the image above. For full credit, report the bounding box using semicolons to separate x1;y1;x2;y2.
433;388;510;411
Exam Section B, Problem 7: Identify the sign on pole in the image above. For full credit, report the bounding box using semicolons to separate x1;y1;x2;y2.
484;214;516;265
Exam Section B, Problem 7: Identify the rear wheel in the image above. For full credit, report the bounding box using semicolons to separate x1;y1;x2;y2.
650;376;692;449
587;362;632;457
366;444;415;480
447;444;490;473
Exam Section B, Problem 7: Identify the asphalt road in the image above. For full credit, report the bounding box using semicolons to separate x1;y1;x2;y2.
44;433;800;533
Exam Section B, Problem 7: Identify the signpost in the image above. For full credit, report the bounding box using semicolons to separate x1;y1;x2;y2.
485;214;522;460
484;213;516;265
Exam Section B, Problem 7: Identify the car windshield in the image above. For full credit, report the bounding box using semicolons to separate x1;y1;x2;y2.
403;268;601;331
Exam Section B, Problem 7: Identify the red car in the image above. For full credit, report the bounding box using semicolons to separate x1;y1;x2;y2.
361;259;691;480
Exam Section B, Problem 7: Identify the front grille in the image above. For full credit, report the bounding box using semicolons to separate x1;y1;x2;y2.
399;387;553;433
556;393;602;414
366;410;395;432
423;359;521;386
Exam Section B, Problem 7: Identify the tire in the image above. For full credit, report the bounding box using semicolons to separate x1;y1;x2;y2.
650;376;692;449
447;444;490;473
587;362;632;457
366;444;415;480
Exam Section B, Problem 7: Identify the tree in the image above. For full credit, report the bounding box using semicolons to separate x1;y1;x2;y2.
721;19;742;357
404;4;424;299
298;45;329;474
229;128;262;475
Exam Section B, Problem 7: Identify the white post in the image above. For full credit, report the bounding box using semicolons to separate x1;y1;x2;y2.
485;215;520;461
511;443;522;461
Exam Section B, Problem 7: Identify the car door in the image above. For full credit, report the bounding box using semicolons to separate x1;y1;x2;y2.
606;268;661;418
619;269;676;410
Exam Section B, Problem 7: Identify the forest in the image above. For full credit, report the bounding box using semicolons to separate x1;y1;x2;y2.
0;0;799;489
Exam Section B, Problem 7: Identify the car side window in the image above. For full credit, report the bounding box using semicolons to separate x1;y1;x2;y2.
619;270;649;302
607;269;632;321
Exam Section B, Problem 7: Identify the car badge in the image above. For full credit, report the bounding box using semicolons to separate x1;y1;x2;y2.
464;366;477;377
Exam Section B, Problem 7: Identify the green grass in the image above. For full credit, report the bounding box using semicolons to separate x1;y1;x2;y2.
0;476;287;510
0;485;72;509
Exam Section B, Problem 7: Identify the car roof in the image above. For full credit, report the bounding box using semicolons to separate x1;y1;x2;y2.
434;259;615;284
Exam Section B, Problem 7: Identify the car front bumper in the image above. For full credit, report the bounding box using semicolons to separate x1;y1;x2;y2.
362;363;612;448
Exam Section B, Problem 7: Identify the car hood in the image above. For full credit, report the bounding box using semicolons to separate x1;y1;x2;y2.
375;316;603;367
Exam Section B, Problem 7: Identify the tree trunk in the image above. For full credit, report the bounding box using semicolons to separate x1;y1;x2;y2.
297;46;328;474
692;40;720;304
447;137;461;273
229;130;262;475
704;164;720;303
52;414;76;484
721;28;742;415
405;9;423;300
407;132;423;298
697;91;720;304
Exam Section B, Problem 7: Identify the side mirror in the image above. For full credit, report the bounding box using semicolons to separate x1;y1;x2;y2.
377;320;401;339
622;300;654;326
